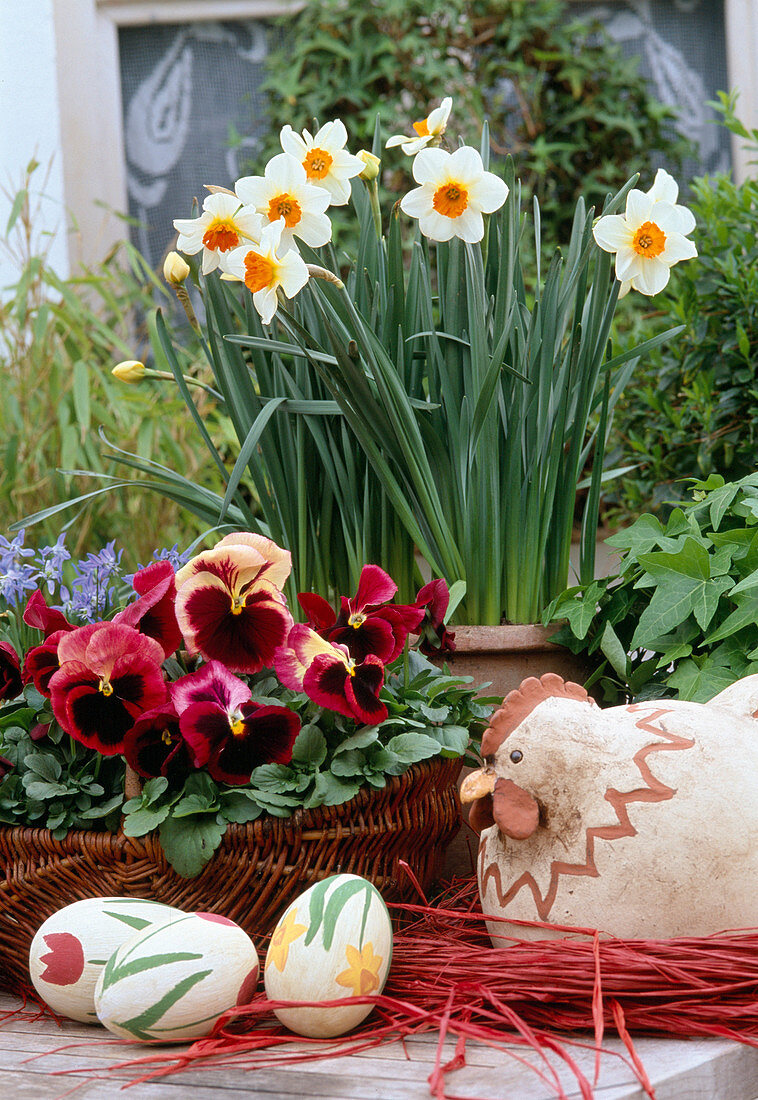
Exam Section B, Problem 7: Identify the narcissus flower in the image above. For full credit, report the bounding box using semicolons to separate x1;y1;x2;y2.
175;533;293;675
171;661;299;785
112;360;145;384
593;169;697;297
298;564;424;664
280;119;364;206
335;942;384;995
48;622;168;755
173;192;263;275
357;150;381;182
163;250;190;286
221;220;309;325
275;624;387;724
235;153;332;251
400;146;508;243
386;97;453;156
115;560;183;659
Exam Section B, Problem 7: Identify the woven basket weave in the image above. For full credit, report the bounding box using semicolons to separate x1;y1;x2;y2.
0;755;462;992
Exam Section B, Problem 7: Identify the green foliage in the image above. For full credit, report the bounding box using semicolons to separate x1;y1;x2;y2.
606;95;758;520
262;0;688;238
545;474;758;704
0;164;222;558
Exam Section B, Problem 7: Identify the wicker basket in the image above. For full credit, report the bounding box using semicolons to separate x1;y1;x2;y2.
0;756;462;992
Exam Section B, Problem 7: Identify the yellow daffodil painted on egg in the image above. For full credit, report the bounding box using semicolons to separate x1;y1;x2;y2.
234;153;332;252
593;168;697;297
400;146;508;243
334;942;383;996
265;909;308;973
173;192;262;275
386;97;452;156
221;220;310;324
280;120;364;207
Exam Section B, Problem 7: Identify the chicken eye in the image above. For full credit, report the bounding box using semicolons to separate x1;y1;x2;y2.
510;749;523;764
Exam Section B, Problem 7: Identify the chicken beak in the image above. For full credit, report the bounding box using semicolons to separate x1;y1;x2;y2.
460;767;496;804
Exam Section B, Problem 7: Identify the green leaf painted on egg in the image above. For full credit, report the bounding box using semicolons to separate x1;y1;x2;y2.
115;969;213;1040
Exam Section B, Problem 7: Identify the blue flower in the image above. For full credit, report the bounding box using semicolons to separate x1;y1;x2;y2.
35;534;71;595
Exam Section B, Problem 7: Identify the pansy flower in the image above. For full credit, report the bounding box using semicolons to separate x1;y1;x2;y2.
171;662;299;785
275;624;387;724
22;589;74;638
386;97;453;156
413;579;456;657
0;754;13;781
175;533;293;675
400;146;508;243
23;629;69;696
48;622;168;755
0;641;22;701
298;565;425;664
235;153;332;252
173;192;263;275
221;220;309;325
279;119;364;206
122;701;193;783
593;168;697;297
115;560;183;658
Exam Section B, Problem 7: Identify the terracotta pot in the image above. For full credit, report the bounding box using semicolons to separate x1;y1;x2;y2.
434;623;595;880
436;623;593;700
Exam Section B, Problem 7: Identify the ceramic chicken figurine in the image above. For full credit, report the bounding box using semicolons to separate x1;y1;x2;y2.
462;673;758;942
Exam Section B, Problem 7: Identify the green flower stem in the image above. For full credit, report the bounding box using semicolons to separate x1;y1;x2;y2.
143;369;221;400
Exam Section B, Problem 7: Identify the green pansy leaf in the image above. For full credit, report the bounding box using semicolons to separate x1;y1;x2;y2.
158;814;226;879
291;724;327;768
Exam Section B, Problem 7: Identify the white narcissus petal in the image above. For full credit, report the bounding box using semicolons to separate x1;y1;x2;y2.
294;210;332;247
593;215;634;252
418;210;457;242
385;134;409;149
412;147;450;184
201;249;220;274
453;208;485;243
267;152;307;190
661;232;698;264
632;257;672;296
400;185;432;218
448;145;484;180
617;279;633;299
204;192;241;218
235;174;267;207
280;125;307;158
320;175;351;206
426;97;452;133
651;201;696;237
468;171;508;213
625;188;654;227
614;249;644;283
649;168;679;205
255;286;279;324
401;135;431;156
278;252;310;298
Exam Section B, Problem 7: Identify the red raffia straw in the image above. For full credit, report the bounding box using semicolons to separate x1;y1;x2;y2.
31;874;758;1099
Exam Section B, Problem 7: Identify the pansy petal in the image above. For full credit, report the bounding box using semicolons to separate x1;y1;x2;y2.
353;565;397;610
215;534;292;589
209;703;299;785
303;653;354;719
298;592;336;631
179;701;232;766
345;659;387;724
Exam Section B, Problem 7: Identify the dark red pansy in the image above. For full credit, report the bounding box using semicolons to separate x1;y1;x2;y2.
297;591;336;631
48;622;168;755
308;565;425;665
23;629;69;697
172;661;300;785
22;589;74;638
414;578;456;656
175;539;293;675
276;625;387;724
0;641;22;702
115;560;183;659
0;754;13;780
122;702;193;782
39;932;85;986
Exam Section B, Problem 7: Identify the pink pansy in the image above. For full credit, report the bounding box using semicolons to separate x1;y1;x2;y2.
175;534;293;675
275;624;387;724
22;629;69;697
413;579;456;656
170;662;300;785
298;564;425;664
48;622;168;755
22;589;74;638
115;560;183;658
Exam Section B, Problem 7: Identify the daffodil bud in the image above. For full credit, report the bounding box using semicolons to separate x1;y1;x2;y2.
112;360;145;384
357;151;381;182
163;251;190;286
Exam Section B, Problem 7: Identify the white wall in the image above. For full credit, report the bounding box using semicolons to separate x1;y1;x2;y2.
0;0;70;290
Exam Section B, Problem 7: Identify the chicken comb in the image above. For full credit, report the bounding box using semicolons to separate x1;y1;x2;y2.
481;674;593;757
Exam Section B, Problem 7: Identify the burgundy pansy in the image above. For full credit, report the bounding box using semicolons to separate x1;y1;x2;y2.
22;589;74;638
48;622;168;755
0;754;13;780
175;534;293;676
299;565;425;664
414;578;456;657
115;560;183;659
123;701;194;782
275;624;387;725
0;641;22;702
171;661;300;785
23;629;69;697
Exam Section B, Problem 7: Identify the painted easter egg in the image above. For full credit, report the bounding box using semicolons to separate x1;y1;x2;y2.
29;897;183;1023
94;912;259;1042
264;873;393;1038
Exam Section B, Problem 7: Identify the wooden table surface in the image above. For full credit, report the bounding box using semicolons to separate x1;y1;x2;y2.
3;994;758;1100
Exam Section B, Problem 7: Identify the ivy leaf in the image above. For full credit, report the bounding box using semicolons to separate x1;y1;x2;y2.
158;813;226;878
